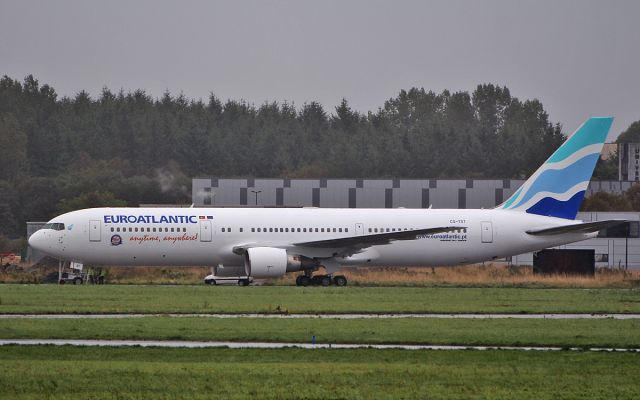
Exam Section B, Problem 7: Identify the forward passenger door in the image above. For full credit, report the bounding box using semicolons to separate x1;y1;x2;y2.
200;220;212;242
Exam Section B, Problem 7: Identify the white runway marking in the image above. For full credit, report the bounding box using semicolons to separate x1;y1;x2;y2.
1;313;639;319
0;339;638;352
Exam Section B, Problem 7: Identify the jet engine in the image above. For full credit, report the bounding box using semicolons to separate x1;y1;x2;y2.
244;247;318;278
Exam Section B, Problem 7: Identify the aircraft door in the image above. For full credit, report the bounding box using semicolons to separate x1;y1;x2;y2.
89;220;101;242
481;221;493;243
200;220;212;242
355;223;364;236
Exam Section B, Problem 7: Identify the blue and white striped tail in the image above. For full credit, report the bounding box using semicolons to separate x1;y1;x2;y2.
499;117;613;220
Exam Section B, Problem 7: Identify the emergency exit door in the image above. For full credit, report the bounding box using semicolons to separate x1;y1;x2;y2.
200;220;212;242
89;220;101;242
481;221;493;243
355;223;364;235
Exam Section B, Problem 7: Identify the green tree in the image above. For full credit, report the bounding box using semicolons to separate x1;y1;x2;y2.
624;184;640;211
593;152;619;180
616;121;640;143
0;112;28;180
57;191;127;214
581;192;632;212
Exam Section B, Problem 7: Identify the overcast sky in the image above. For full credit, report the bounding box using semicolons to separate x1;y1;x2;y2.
1;0;638;139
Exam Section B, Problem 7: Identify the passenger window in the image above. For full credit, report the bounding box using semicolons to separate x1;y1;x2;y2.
240;228;243;232
111;227;114;232
222;228;226;232
285;228;289;232
338;228;342;232
183;228;187;232
116;227;120;232
297;228;301;232
228;227;231;232
345;228;348;232
321;228;324;232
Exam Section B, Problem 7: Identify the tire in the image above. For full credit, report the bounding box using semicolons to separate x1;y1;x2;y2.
59;279;65;285
333;275;347;287
320;276;331;287
299;275;311;287
295;276;303;286
206;280;216;285
73;277;82;285
239;279;250;286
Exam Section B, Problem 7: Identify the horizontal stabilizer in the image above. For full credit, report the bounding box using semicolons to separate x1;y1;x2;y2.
294;226;464;248
526;219;627;236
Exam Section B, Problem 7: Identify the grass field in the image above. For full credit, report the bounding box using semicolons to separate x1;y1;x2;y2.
2;285;639;399
0;317;639;348
4;264;640;288
1;285;640;314
1;346;638;399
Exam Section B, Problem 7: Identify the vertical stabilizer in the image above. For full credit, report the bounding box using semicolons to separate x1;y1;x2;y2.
499;117;613;219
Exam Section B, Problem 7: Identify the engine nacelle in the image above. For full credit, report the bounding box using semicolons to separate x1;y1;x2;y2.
244;247;319;278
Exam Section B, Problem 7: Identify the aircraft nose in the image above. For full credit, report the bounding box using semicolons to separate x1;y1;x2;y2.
28;231;46;251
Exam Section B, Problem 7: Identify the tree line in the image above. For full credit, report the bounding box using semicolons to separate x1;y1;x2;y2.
0;74;634;242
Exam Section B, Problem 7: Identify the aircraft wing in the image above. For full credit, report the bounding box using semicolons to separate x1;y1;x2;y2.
293;226;464;248
526;219;627;236
232;226;464;256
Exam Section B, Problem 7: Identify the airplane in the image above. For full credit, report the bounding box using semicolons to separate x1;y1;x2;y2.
29;117;624;286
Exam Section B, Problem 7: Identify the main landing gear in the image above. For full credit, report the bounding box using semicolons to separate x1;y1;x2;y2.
295;273;347;287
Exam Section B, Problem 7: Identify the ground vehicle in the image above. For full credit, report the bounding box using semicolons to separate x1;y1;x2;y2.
204;265;251;286
204;273;251;286
59;270;85;284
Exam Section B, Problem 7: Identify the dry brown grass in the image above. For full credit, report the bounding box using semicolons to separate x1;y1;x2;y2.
272;264;640;288
0;265;210;285
3;263;640;288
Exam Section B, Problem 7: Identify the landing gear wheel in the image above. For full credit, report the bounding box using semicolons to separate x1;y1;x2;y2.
333;275;347;287
238;279;250;286
59;279;65;285
206;279;217;285
320;276;331;287
73;277;83;285
297;275;311;287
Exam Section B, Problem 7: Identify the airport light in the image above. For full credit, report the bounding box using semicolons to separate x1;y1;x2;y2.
251;190;262;206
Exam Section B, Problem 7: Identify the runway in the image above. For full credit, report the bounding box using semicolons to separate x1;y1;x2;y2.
1;313;639;319
1;339;638;352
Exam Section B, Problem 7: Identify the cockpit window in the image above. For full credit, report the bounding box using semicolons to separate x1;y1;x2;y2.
42;223;65;231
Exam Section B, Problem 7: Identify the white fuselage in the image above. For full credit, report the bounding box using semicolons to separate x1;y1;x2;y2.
29;207;594;268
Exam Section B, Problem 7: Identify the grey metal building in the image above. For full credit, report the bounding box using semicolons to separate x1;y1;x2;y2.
193;178;635;209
